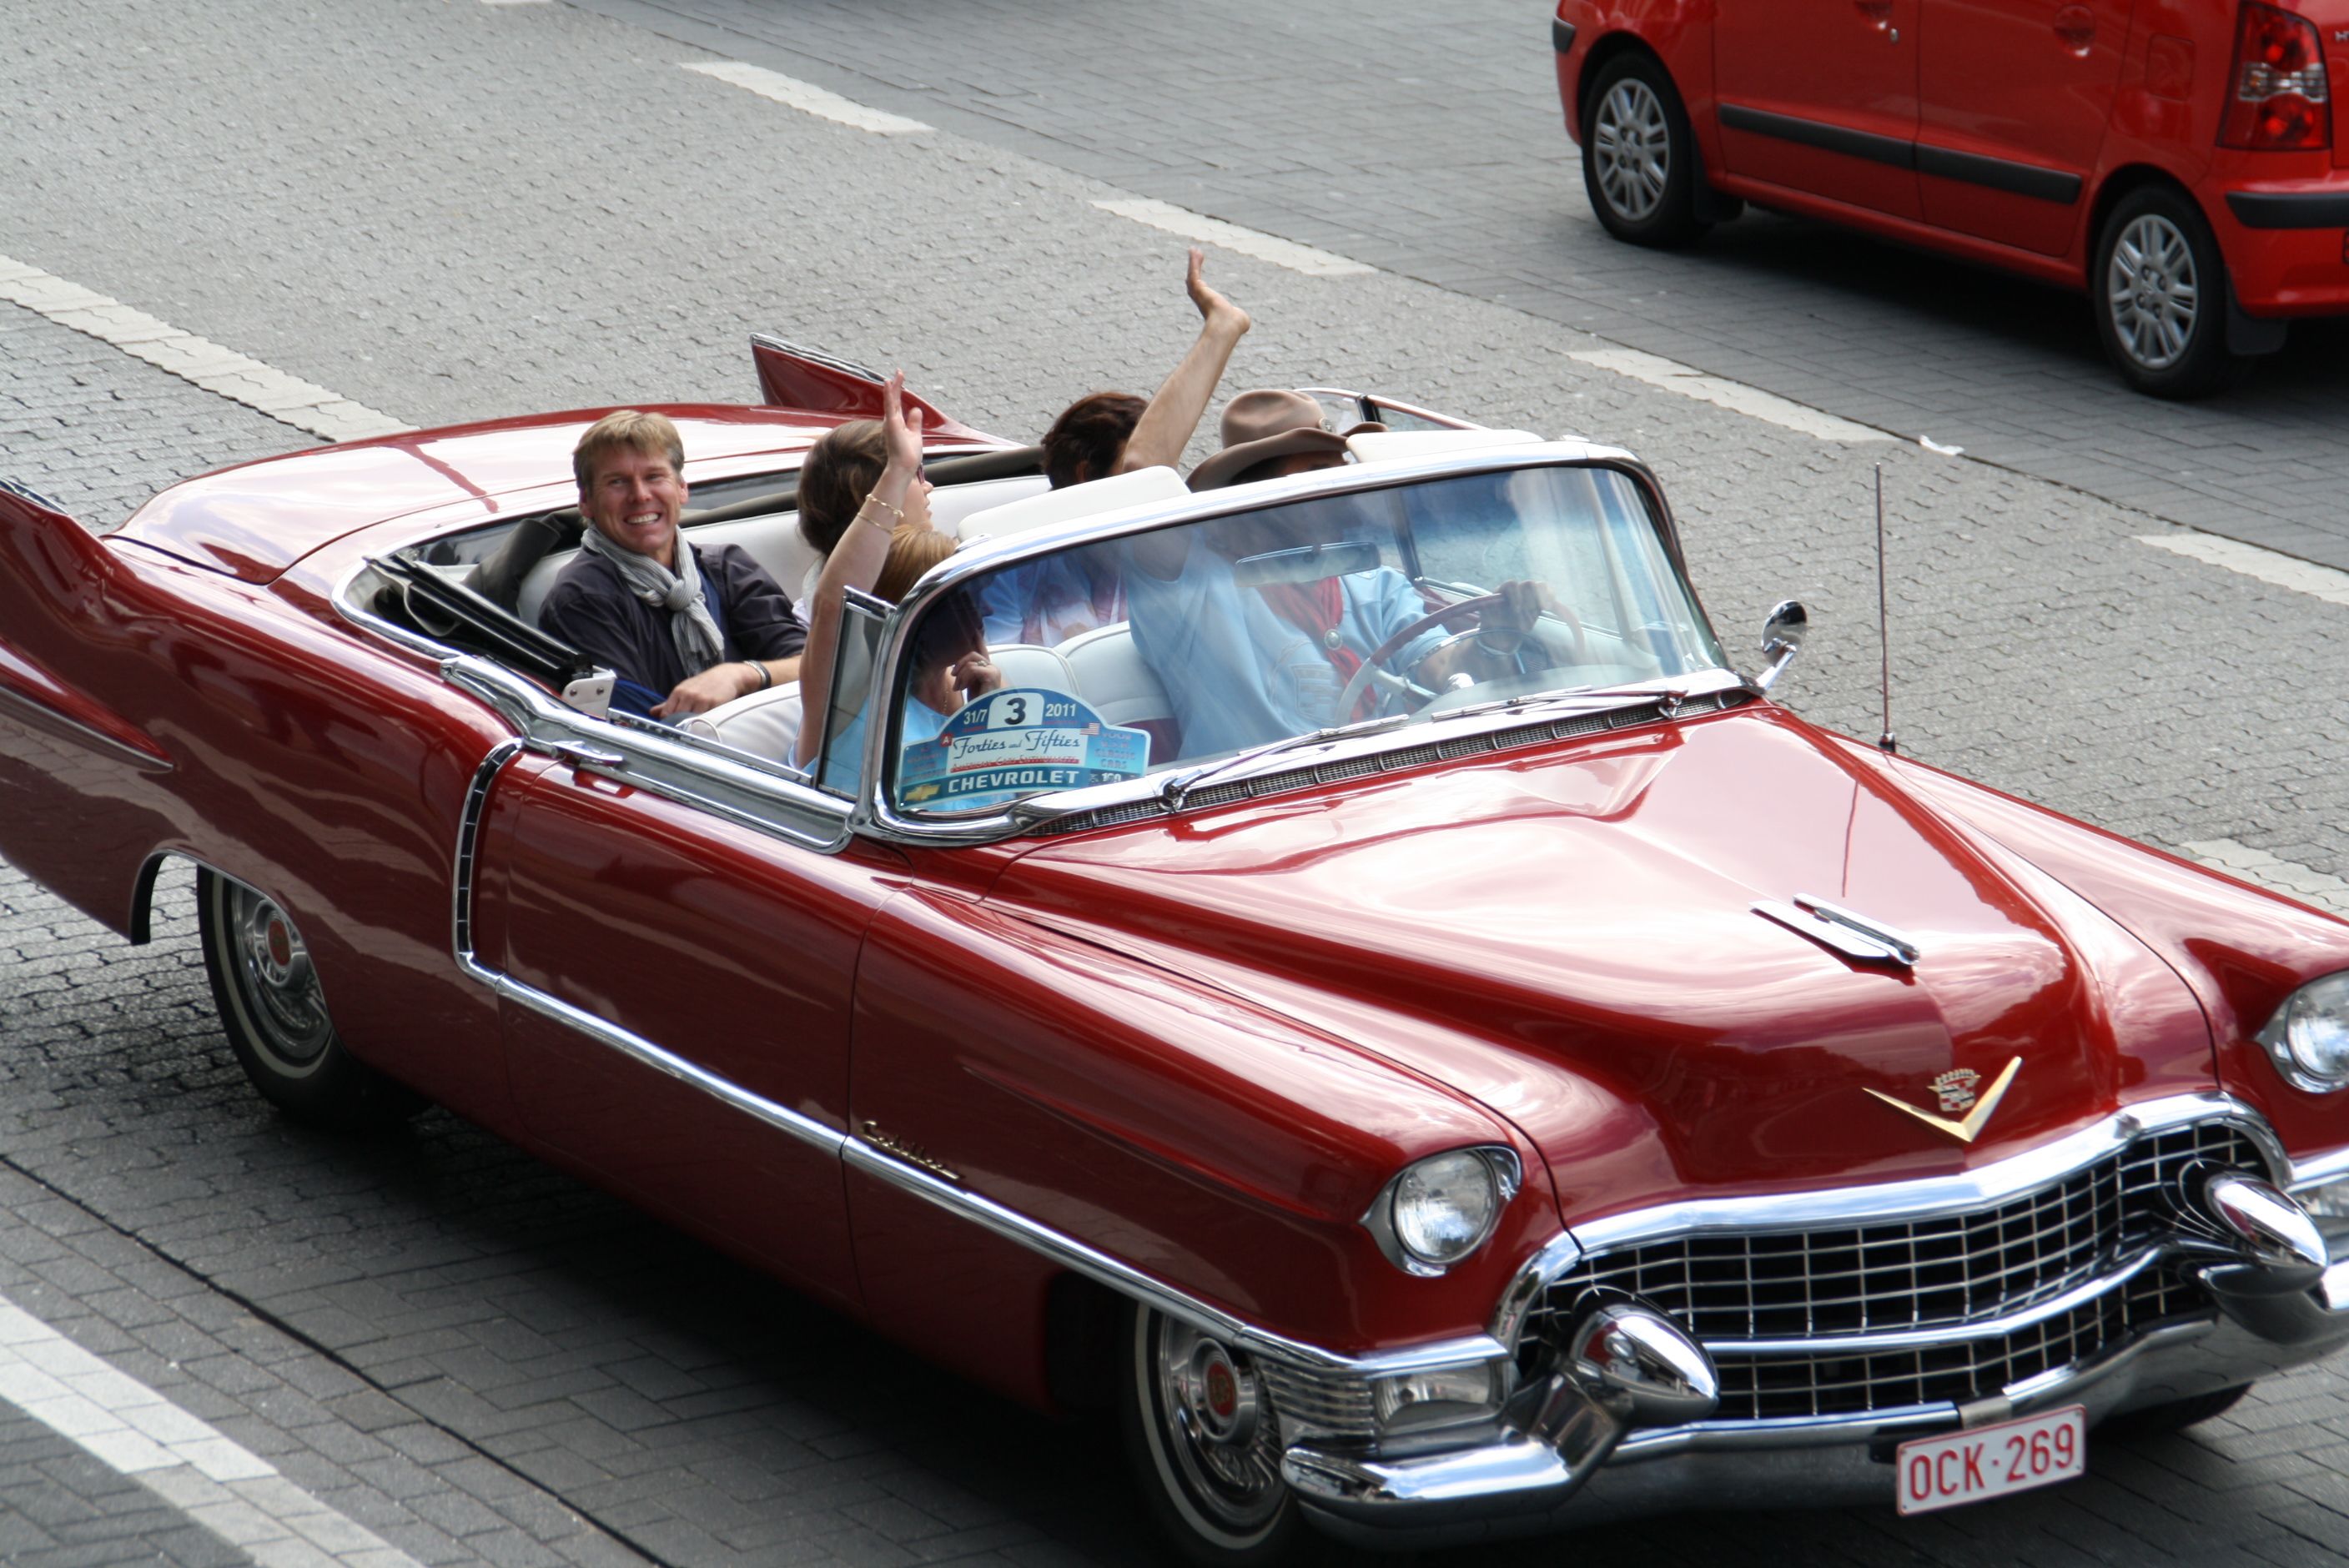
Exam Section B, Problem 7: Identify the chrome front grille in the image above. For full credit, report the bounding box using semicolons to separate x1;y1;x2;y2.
1528;1121;2265;1420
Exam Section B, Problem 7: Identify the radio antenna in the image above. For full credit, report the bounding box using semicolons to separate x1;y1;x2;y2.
1874;464;1895;755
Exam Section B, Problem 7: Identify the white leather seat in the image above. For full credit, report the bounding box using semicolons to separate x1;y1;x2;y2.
1059;622;1174;725
680;685;802;761
987;642;1079;697
953;465;1187;542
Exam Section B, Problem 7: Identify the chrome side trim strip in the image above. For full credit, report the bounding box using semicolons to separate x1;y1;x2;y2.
1494;1093;2284;1350
0;683;172;772
445;734;1491;1379
839;1133;1506;1378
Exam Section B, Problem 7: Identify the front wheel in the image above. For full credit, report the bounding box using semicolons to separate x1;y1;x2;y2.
1581;53;1709;248
197;869;424;1128
1119;1306;1303;1567
2091;186;2248;399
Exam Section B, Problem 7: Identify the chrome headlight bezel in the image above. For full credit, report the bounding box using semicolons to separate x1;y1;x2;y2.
2258;972;2349;1094
1361;1145;1522;1277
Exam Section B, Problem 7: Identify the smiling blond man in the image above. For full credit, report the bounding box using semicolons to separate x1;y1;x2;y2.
539;410;805;720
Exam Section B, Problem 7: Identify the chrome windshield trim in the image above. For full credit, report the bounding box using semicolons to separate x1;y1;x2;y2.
1494;1094;2285;1351
1713;1247;2164;1355
853;445;1721;847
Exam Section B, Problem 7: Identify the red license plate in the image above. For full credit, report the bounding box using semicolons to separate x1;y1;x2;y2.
1895;1405;2085;1515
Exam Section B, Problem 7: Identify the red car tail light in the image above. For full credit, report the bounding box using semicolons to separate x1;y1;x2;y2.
2220;2;2332;151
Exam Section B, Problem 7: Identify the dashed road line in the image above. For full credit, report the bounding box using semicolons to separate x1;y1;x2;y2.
0;1289;430;1568
1092;198;1377;278
0;254;410;444
2183;839;2349;920
1567;347;1894;444
681;61;933;134
2138;532;2349;609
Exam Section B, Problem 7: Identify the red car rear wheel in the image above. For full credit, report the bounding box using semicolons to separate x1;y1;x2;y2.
2091;186;2250;399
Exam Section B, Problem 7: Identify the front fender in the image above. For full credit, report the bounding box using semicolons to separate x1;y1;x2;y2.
847;887;1558;1361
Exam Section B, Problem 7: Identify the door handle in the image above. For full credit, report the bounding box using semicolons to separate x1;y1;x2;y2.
1856;0;1893;27
2055;4;2095;52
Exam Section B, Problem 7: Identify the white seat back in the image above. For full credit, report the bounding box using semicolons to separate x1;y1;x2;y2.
521;475;1051;629
1345;429;1542;465
1059;623;1174;728
680;685;802;763
954;466;1187;542
987;642;1079;698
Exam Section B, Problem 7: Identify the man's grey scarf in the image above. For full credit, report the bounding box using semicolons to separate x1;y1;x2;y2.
580;528;727;676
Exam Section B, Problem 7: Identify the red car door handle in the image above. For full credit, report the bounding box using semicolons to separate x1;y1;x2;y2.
2055;5;2095;51
1856;0;1893;28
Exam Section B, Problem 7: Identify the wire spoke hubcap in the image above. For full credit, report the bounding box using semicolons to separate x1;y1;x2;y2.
227;884;333;1066
1593;80;1672;223
1154;1319;1285;1530
2107;214;2200;371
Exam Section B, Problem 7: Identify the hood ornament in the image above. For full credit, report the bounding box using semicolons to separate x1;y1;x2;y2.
1753;894;1920;967
1866;1057;2023;1144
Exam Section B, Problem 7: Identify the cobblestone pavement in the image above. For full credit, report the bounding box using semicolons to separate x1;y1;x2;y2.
1;0;2347;1564
566;0;2349;570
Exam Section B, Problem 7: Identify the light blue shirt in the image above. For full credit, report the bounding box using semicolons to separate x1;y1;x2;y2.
1126;549;1443;758
820;693;951;794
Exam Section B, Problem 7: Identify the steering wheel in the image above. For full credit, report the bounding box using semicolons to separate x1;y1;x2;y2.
1331;592;1589;723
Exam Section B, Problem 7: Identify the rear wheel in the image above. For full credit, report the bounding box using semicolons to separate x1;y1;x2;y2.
2091;186;2248;399
1582;53;1708;248
1118;1305;1302;1567
197;868;424;1128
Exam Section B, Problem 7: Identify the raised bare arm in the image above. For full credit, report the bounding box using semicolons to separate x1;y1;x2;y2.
794;372;925;768
1116;248;1251;475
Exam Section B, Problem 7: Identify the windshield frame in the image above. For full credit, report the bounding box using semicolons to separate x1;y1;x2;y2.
848;442;1729;846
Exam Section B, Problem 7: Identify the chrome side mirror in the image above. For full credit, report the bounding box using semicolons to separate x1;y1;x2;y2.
1755;600;1807;692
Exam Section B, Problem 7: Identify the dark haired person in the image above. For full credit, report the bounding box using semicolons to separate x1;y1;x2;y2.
985;249;1251;646
540;410;804;719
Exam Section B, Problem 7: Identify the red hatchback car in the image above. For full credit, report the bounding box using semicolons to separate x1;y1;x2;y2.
1553;0;2349;395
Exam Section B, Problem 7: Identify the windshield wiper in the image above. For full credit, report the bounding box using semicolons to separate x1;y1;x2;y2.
1155;711;1420;814
1436;680;1692;728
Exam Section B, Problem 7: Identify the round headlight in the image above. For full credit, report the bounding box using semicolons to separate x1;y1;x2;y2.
2265;972;2349;1092
1391;1150;1501;1266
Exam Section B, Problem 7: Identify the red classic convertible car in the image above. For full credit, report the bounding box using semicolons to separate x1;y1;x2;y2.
4;342;2349;1560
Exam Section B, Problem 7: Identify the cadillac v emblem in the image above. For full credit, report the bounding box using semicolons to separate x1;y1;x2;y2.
1867;1058;2023;1144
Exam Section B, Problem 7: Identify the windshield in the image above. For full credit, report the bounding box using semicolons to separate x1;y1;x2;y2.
866;464;1725;817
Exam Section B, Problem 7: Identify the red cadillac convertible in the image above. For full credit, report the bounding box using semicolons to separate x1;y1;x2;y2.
4;343;2349;1559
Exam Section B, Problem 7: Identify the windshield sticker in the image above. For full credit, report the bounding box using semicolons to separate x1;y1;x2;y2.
900;689;1150;812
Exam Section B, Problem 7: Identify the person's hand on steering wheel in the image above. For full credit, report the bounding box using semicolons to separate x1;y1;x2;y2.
1473;580;1562;657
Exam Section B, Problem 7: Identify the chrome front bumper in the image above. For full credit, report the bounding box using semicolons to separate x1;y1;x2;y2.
1291;1256;2349;1548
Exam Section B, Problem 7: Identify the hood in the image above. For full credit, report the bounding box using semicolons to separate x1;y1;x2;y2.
991;707;2220;1224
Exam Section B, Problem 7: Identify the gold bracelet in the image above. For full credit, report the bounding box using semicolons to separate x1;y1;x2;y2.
860;494;905;525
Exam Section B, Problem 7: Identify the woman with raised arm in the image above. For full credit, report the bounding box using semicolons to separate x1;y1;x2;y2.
794;374;1001;780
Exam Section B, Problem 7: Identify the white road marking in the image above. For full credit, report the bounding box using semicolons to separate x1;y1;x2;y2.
1091;199;1377;278
2183;839;2349;920
1568;347;1893;443
682;62;933;135
2137;532;2349;610
0;254;411;444
0;1290;430;1568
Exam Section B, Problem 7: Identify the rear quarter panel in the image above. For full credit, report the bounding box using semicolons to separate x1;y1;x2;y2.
0;493;518;1123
